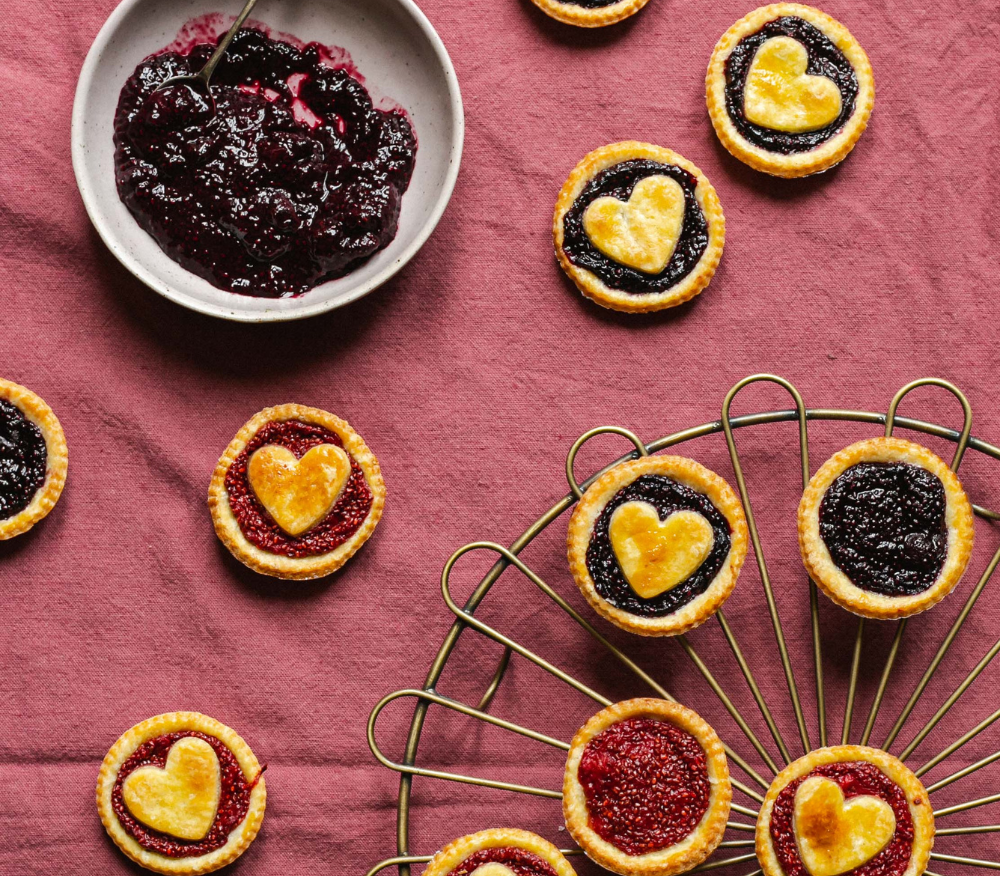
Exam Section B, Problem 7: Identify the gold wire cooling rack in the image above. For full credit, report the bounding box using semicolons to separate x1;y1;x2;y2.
365;375;1000;876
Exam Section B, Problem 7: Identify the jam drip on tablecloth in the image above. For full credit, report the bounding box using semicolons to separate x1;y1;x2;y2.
114;27;416;298
770;762;915;876
112;731;261;858
587;474;731;617
578;717;711;855
724;16;858;154
225;419;373;558
819;462;948;596
0;400;47;521
561;160;709;294
449;848;560;876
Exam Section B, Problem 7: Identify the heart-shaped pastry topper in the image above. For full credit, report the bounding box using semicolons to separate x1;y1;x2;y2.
248;443;352;537
608;501;715;599
583;175;686;274
744;36;842;133
793;776;896;876
122;736;222;841
470;865;517;876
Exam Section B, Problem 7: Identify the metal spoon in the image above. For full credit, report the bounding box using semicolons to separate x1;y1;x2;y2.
154;0;262;98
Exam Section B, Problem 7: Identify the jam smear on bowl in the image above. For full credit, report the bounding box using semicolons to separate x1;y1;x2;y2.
449;848;560;876
114;26;417;298
578;717;711;855
0;400;47;520
111;731;262;858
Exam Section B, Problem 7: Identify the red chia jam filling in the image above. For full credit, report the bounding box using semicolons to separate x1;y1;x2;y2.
578;717;711;856
0;400;47;520
113;23;416;298
449;848;560;876
770;762;914;876
225;419;373;558
112;731;262;858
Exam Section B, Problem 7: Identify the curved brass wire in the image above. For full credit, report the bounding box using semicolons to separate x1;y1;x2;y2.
565;426;648;500
930;853;1000;870
477;646;513;711
916;706;1000;778
366;856;431;876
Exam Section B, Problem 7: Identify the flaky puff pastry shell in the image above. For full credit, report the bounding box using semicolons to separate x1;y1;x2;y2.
423;828;578;876
530;0;650;28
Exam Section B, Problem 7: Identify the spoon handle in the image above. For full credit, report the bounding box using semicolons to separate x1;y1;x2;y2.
199;0;262;85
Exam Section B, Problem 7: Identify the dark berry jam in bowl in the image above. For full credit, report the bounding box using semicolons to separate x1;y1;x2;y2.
73;0;463;321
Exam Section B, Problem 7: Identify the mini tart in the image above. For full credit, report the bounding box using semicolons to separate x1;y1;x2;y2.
96;712;266;875
568;455;747;636
529;0;650;28
553;142;725;313
706;4;875;177
209;404;385;580
756;746;934;876
0;378;67;540
424;828;578;876
798;437;974;619
564;699;731;876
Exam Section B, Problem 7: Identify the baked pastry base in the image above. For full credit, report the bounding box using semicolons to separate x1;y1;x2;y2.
530;0;650;27
423;828;578;876
567;455;747;635
209;404;385;580
798;437;974;619
96;712;266;875
706;3;875;177
563;699;731;876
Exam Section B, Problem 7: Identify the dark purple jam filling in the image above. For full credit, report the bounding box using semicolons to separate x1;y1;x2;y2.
561;160;708;295
0;399;47;521
578;717;711;855
114;27;416;298
724;16;858;154
112;731;262;858
770;762;915;876
225;419;373;558
586;474;731;617
819;462;947;596
559;0;623;6
449;847;560;876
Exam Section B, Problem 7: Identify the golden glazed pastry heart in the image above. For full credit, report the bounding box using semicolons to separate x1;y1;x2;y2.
582;175;686;274
470;866;518;876
122;736;222;841
744;36;842;133
248;443;351;537
793;776;896;876
609;502;715;599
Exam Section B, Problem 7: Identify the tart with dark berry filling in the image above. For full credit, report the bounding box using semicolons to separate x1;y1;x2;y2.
707;4;874;177
554;143;725;313
564;699;731;876
798;437;974;619
568;456;747;636
530;0;650;28
97;712;266;875
756;746;934;876
209;404;384;579
424;828;578;876
0;378;67;540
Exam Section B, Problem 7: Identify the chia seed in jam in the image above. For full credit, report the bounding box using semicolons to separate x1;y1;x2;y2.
448;848;560;876
586;475;731;617
578;717;711;855
225;419;373;557
561;160;709;295
770;762;914;876
724;16;858;154
114;26;416;297
0;399;47;520
819;462;948;596
112;732;262;858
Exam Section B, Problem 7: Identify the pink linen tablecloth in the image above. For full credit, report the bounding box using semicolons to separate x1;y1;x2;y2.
2;0;1000;872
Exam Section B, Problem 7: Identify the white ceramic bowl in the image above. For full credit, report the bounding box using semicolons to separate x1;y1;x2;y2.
72;0;463;321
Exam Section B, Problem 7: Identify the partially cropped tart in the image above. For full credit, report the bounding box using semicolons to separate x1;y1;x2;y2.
424;828;578;876
564;699;730;876
707;4;874;177
568;456;747;635
554;142;725;313
97;712;266;874
530;0;650;28
799;437;974;619
0;378;67;540
209;404;385;579
756;746;934;876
